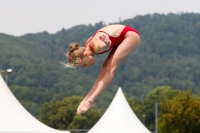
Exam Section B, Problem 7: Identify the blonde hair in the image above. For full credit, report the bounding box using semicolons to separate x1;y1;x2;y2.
62;42;85;68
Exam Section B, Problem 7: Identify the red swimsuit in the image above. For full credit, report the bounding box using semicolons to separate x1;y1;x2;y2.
84;26;140;54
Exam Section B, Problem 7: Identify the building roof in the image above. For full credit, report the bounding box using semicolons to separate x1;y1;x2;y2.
0;75;70;133
88;87;151;133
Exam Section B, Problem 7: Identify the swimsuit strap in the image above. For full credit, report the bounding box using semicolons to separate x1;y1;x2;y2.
96;30;110;36
84;32;97;50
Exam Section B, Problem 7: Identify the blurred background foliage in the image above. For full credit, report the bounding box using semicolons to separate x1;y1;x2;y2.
1;13;200;132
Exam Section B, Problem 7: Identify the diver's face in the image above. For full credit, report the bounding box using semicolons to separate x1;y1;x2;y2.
77;55;95;68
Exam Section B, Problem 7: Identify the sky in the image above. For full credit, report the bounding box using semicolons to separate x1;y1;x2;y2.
0;0;200;36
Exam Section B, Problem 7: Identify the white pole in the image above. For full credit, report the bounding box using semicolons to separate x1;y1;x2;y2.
143;114;145;125
155;103;158;133
6;69;12;85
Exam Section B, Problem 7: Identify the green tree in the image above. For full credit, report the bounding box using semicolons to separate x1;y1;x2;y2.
158;90;200;133
142;86;179;131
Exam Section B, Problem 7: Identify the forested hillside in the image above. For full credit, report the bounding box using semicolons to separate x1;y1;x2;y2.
0;13;200;119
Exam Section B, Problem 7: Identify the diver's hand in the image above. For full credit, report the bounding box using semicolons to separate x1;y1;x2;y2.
77;97;96;114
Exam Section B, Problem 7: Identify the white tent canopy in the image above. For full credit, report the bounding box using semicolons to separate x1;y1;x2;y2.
88;87;151;133
0;74;70;133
